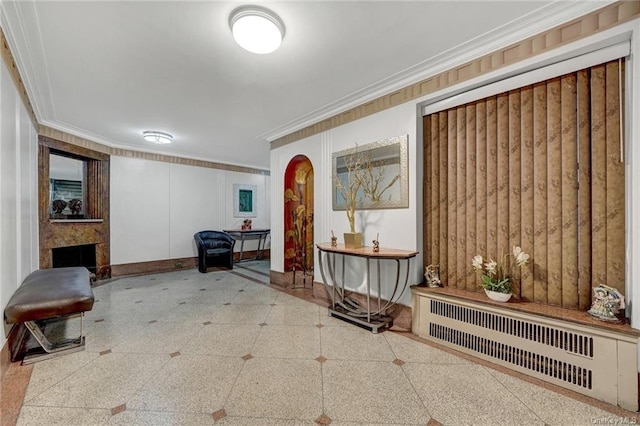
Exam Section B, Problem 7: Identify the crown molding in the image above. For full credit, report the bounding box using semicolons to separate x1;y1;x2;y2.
2;0;617;158
0;0;54;122
39;121;270;174
39;119;127;150
262;0;614;142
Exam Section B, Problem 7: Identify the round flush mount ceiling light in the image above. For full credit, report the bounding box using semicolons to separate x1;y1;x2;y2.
229;5;285;54
143;131;173;144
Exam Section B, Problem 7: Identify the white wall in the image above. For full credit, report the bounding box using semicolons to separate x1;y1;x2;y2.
110;156;270;265
271;103;421;306
0;57;39;350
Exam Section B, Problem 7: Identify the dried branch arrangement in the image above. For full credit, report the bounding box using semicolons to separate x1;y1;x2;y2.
334;146;400;233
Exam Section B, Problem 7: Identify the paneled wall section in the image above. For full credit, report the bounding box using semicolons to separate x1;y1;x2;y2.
0;53;38;361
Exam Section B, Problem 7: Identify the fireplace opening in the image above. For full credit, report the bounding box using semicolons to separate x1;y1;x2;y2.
52;244;96;275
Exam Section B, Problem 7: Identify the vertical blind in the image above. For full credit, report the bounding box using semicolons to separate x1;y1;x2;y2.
423;58;625;309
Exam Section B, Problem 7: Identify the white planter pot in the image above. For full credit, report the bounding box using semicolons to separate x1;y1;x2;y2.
484;289;512;302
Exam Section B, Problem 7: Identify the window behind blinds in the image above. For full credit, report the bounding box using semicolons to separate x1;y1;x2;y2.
422;58;625;309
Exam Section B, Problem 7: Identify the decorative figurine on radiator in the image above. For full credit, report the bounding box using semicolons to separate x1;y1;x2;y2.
424;264;441;287
587;284;625;322
372;233;380;252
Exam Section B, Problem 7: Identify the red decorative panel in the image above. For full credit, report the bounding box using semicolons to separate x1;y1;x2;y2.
284;156;314;273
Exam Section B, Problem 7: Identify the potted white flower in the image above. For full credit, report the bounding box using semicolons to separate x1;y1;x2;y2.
472;246;530;302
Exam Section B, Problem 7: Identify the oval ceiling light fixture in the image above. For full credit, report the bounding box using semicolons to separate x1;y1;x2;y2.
229;5;285;54
143;131;173;144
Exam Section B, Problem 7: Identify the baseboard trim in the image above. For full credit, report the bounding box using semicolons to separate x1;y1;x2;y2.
111;257;197;277
269;269;286;286
0;334;10;383
0;329;34;426
233;250;271;262
1;322;29;381
111;251;271;278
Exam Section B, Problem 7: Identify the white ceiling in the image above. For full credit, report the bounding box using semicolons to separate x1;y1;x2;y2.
0;1;608;170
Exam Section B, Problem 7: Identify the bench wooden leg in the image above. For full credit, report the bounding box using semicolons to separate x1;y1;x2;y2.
21;313;86;364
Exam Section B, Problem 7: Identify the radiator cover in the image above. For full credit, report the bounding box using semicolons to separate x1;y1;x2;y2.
412;290;638;411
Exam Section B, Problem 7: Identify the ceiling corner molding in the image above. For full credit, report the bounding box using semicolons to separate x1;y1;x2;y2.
0;24;37;128
264;0;616;144
39;120;126;152
39;122;270;176
38;123;114;155
0;0;54;122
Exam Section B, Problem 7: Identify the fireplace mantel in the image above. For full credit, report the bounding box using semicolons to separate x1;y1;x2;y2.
38;136;111;279
50;219;104;223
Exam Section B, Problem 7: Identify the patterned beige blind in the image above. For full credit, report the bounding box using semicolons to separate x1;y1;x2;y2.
423;59;625;309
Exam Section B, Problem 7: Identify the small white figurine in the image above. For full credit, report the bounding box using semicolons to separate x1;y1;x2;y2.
588;284;625;322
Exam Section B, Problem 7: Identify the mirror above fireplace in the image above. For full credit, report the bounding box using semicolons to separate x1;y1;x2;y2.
49;153;85;219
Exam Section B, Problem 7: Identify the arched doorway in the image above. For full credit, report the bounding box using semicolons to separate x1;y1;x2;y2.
284;156;314;288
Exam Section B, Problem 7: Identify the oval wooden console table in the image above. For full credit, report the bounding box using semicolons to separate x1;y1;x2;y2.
316;243;418;333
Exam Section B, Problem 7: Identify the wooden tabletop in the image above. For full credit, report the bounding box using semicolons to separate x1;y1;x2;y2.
316;243;418;260
223;229;270;234
412;285;640;337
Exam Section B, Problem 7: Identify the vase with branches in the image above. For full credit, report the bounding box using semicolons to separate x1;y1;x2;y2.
361;163;400;204
334;148;368;235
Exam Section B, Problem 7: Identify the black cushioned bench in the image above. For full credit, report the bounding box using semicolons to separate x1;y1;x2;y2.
4;267;94;364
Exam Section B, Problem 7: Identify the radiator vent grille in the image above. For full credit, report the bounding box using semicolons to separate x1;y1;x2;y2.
413;291;639;411
431;300;594;357
429;323;593;389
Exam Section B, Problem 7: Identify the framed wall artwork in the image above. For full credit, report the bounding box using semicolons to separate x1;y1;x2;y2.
233;184;257;217
332;134;409;210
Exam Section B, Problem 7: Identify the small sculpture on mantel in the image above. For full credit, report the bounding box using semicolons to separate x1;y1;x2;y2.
424;264;441;287
52;199;67;218
330;230;337;247
68;199;82;215
588;284;625;322
372;233;380;252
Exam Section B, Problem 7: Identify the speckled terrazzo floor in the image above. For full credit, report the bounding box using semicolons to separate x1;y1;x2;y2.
4;261;636;425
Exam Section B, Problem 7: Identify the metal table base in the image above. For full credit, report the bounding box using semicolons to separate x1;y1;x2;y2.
316;243;417;334
223;229;270;262
328;304;393;334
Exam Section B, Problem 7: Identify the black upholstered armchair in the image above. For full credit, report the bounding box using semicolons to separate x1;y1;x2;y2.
194;231;236;272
